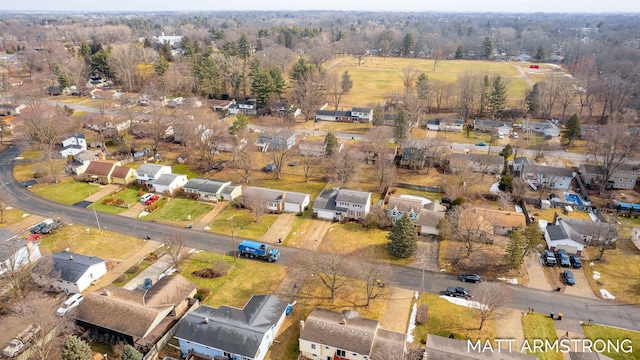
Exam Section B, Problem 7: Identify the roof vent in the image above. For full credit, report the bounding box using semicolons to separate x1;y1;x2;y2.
103;289;111;296
69;255;74;261
204;317;209;324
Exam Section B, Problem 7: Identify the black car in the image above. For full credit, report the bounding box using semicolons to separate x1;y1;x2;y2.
445;286;472;299
459;273;482;283
562;270;576;285
570;255;582;269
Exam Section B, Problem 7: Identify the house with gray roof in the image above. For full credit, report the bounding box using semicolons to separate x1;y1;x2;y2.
221;184;243;201
579;163;638;190
521;165;575;191
136;164;172;185
183;178;231;201
315;107;372;123
423;118;465;132
313;187;372;221
523;120;561;137
44;251;107;294
175;294;288;360
543;215;618;255
242;187;310;214
60;133;87;157
450;153;504;174
473;119;513;134
0;230;41;276
299;308;405;360
148;173;188;194
512;157;536;172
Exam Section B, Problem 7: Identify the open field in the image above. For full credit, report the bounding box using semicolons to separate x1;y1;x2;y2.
31;178;103;205
582;324;640;360
521;313;562;360
141;197;213;226
329;57;533;108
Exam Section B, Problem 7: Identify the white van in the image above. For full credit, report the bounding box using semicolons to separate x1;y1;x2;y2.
498;132;504;139
512;132;519;139
140;193;154;203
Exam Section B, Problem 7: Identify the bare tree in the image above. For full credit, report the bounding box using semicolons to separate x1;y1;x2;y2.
556;77;578;121
15;297;69;360
60;55;90;91
473;282;511;330
366;127;396;193
448;205;495;258
300;153;322;182
497;191;513;211
109;42;156;92
164;232;190;271
1;245;54;301
585;221;618;261
144;107;173;153
291;71;326;121
262;119;297;180
369;202;393;229
537;76;561;119
354;248;391;306
298;248;353;300
232;139;255;184
531;136;549;162
401;66;419;95
244;196;269;222
326;72;345;111
329;150;361;188
586;119;639;193
457;72;479;120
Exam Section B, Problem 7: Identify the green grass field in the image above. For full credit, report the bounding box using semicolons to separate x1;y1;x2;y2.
207;205;278;240
89;187;140;214
582;324;640;360
30;178;103;205
142;198;213;225
521;313;563;360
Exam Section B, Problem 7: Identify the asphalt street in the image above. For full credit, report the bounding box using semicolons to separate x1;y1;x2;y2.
1;143;639;331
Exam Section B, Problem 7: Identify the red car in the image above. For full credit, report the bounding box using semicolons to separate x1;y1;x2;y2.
26;233;42;241
144;195;160;205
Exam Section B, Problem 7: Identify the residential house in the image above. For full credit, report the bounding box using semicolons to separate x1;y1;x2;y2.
242;187;310;214
215;134;247;153
41;251;107;294
516;54;533;62
0;230;41;276
136;164;172;186
175;294;288;360
579;163;638;190
423;118;465;132
512;157;536;172
450;153;504;174
351;107;373;122
387;196;424;224
543;215;617;255
60;133;88;157
0;103;26;116
454;207;526;244
580;125;600;139
425;334;537;360
347;143;397;165
315;107;372;123
228;100;257;116
415;207;446;236
155;32;184;46
400;139;428;169
104;119;132;133
68;150;103;175
148;173;189;194
110;165;137;185
74;275;196;348
270;102;301;118
221;184;243;201
484;209;527;236
256;130;296;151
298;139;343;156
299;308;406;360
183;178;231;201
524;120;560;137
313;187;372;221
521;165;575;191
208;99;232;113
386;196;446;236
473;119;513;134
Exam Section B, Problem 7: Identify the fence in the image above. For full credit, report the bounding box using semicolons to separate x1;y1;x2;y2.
143;300;201;360
394;183;443;193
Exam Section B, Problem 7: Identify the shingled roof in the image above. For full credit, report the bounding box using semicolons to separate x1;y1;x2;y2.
51;252;105;283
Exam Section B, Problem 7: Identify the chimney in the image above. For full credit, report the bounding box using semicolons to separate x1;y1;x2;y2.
103;289;111;296
69;255;74;261
204;317;209;324
553;211;559;224
340;318;347;325
299;320;304;333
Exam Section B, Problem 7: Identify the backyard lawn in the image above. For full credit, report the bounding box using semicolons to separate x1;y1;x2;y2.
207;205;278;240
142;198;213;226
30;178;103;205
521;313;562;360
39;224;146;260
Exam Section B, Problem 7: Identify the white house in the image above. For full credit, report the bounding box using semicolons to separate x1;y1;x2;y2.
512;157;536;172
45;251;107;294
543;216;617;255
175;295;288;360
242;187;310;214
299;308;406;360
183;178;231;201
60;133;87;157
0;230;41;276
521;165;576;191
221;184;243;201
228;100;257;115
313;188;372;221
136;164;172;186
148;173;189;194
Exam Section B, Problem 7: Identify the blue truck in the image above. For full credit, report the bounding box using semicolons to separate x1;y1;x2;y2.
237;240;280;262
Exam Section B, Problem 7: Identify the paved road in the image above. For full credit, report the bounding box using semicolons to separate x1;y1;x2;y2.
1;145;640;331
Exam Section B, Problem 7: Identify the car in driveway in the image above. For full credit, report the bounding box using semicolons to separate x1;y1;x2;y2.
570;255;582;269
445;286;472;299
459;273;482;283
57;293;83;316
475;142;487;147
562;270;576;286
556;249;571;267
543;250;557;266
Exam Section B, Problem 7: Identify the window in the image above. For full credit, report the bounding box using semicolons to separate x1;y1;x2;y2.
311;344;316;350
336;349;346;357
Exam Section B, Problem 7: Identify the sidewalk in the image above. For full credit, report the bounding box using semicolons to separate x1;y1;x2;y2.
553;318;586;360
193;202;228;230
497;308;526;350
83;240;161;293
380;287;415;333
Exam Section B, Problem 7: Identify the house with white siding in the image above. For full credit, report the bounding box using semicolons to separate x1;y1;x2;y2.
579;163;638;190
43;251;107;294
60;133;87;157
521;165;575;191
0;230;41;276
136;164;172;186
183;178;231;201
242;187;310;214
313;188;372;221
148;173;189;194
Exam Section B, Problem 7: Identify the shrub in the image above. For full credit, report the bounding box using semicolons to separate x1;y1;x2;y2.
194;288;212;302
102;198;115;205
126;265;139;274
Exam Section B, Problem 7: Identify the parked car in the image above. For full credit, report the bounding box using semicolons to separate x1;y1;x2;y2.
556;249;571;267
475;142;487;147
543;250;557;266
459;273;482;283
144;194;160;205
445;286;472;299
57;293;84;316
512;132;519;139
31;218;55;234
562;270;576;286
570;255;582;269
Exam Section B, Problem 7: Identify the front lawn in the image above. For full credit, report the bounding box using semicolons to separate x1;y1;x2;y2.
207;205;278;240
582;324;640;360
39;224;146;260
89;187;140;214
521;313;562;360
30;178;103;205
0;207;28;228
142;198;213;226
180;251;285;308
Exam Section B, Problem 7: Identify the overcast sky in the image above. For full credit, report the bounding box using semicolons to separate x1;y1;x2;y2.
3;0;640;13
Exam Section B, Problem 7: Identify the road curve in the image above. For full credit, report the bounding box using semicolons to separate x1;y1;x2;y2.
1;145;639;331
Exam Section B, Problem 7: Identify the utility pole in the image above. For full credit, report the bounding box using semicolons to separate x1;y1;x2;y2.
228;215;238;261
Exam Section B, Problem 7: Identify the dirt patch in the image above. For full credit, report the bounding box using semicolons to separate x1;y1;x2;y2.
192;267;227;279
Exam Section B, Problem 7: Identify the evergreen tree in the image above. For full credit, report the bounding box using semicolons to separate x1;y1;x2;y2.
61;336;92;360
291;57;312;81
143;37;153;48
269;66;287;97
158;41;174;62
525;83;540;116
534;45;547;62
341;70;353;93
0;118;12;144
481;36;493;59
489;76;507;119
477;75;491;118
229;114;248;134
251;68;275;109
324;131;338;157
237;34;252;61
415;73;430;102
372;103;385;126
54;64;70;89
393;109;410;144
122;345;143;360
500;144;513;174
498;175;513;192
387;213;418;258
90;48;111;78
402;33;415;57
522;224;545;260
505;229;525;269
454;45;464;59
154;55;169;76
561;114;581;146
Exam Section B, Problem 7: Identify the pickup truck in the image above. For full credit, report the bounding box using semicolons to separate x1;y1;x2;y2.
3;324;40;357
445;286;472;299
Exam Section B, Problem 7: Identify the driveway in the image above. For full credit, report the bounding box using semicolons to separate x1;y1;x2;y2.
261;213;295;244
123;253;174;290
526;252;552;290
83;184;120;202
563;267;597;298
409;237;441;272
